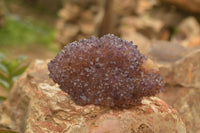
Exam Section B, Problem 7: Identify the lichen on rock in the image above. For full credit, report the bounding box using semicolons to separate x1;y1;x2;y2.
48;34;164;108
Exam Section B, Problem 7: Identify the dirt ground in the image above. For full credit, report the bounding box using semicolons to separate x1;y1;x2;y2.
0;44;57;61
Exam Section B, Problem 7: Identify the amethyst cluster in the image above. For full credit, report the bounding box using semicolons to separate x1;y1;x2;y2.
48;34;164;108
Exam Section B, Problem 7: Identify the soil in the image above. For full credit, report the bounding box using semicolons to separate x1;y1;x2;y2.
0;44;57;61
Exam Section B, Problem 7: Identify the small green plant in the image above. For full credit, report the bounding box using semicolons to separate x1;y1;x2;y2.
0;52;28;93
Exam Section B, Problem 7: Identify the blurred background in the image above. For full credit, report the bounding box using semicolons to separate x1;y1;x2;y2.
1;0;200;59
0;0;200;132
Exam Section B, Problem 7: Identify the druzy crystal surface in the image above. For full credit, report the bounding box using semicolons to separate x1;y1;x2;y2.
48;34;164;108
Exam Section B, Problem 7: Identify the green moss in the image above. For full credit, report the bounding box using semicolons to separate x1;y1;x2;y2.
0;15;56;51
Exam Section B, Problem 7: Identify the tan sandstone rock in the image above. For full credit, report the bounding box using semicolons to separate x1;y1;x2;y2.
0;60;186;133
158;87;200;133
159;49;200;88
148;40;187;63
147;42;200;132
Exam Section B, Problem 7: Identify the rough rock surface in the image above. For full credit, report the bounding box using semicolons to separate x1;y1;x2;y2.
153;47;200;132
159;49;200;88
148;40;187;63
158;87;200;133
0;60;186;133
0;87;8;100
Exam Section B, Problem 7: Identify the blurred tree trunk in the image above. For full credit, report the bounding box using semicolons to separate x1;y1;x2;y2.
96;0;117;37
